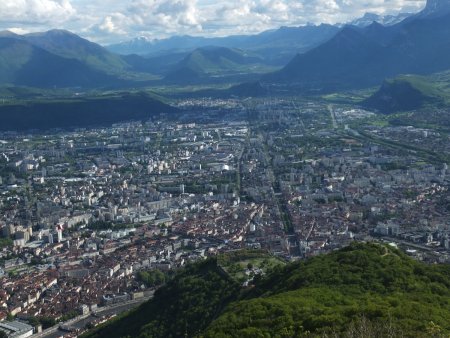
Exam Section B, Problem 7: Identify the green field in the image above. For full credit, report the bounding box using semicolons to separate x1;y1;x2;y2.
218;250;286;283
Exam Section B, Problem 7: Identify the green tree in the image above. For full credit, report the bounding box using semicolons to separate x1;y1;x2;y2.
39;317;57;329
138;270;166;287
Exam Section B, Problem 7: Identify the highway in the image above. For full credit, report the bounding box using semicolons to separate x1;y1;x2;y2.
328;104;338;129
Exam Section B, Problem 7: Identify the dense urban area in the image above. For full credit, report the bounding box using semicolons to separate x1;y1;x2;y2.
1;96;450;337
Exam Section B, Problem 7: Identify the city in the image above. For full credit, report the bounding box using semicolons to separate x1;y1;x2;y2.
1;95;450;336
1;0;450;335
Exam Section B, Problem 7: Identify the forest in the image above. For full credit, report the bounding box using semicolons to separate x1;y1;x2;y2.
83;243;450;338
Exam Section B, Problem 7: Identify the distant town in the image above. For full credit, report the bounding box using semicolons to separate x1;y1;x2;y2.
1;96;450;337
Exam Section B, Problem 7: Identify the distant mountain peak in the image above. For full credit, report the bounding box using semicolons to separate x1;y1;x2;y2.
350;12;412;27
0;30;20;38
135;36;152;41
45;29;73;35
361;13;380;19
124;36;152;43
338;25;363;38
25;29;75;38
366;21;384;29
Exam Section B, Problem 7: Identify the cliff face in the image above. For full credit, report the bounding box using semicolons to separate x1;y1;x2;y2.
363;75;445;114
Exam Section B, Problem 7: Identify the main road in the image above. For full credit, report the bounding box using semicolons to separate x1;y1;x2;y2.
33;294;154;338
328;105;338;129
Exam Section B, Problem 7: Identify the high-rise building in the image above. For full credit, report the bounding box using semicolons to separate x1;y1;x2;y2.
57;228;63;243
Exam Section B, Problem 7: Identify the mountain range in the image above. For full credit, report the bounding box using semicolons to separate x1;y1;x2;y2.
266;0;450;91
23;30;129;74
108;24;341;66
349;12;413;27
0;34;119;88
0;30;142;88
0;29;296;88
0;0;450;92
106;10;413;61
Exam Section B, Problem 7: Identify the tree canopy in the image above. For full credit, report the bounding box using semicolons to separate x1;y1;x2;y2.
83;243;450;338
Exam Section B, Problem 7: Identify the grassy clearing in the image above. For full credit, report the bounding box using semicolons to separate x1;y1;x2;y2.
218;250;286;283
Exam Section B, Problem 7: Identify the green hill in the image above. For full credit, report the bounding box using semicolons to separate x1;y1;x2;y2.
84;259;240;338
24;30;130;74
83;243;450;338
0;37;118;87
363;74;449;113
0;30;162;87
0;92;178;131
165;47;274;83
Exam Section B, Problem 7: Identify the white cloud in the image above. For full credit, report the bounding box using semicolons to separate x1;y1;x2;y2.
0;0;428;43
0;0;76;25
126;0;202;31
89;13;130;37
6;27;33;35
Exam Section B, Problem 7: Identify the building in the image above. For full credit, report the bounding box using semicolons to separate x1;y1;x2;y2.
56;226;63;243
0;320;34;338
101;293;129;306
78;304;90;315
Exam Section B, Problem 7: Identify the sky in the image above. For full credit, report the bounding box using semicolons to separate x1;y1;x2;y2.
0;0;427;45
